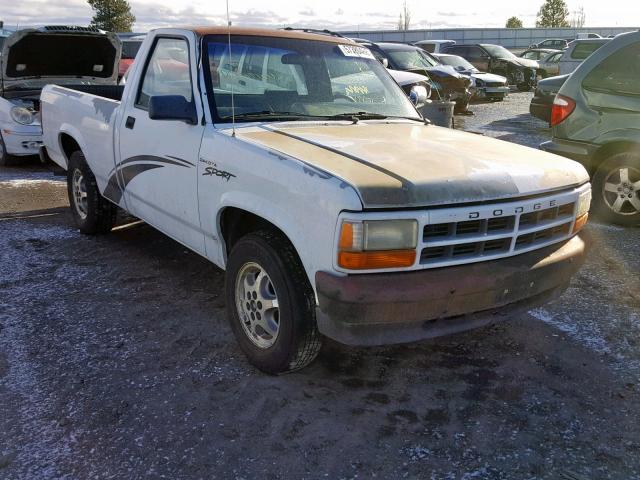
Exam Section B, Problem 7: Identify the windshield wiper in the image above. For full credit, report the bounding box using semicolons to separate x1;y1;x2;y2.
326;112;427;124
224;111;322;121
224;110;427;124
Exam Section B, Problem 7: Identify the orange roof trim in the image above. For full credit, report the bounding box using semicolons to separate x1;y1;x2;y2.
188;26;356;44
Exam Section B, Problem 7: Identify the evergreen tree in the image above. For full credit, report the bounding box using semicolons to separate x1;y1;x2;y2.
536;0;570;27
87;0;136;32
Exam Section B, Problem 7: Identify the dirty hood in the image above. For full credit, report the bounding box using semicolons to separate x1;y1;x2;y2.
238;122;589;208
1;29;120;90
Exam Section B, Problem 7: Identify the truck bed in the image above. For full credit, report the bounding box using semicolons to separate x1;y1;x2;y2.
40;84;122;202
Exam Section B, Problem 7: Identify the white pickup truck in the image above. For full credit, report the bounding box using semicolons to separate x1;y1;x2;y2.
41;27;592;374
0;26;120;165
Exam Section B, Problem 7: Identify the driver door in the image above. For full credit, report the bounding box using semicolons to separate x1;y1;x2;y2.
118;34;207;253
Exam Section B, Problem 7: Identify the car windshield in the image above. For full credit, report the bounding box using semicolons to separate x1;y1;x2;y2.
437;55;475;71
383;48;440;70
204;35;419;122
481;44;518;60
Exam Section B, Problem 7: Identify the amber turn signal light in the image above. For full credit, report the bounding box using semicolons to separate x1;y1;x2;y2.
338;250;416;270
573;213;588;234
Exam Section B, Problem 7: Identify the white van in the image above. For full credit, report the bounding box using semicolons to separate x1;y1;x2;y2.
414;40;456;54
559;38;609;75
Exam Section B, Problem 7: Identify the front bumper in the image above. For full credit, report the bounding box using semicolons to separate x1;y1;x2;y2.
474;86;509;99
315;234;588;346
1;124;43;156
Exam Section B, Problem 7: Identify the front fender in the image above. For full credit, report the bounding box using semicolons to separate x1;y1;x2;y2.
216;192;317;284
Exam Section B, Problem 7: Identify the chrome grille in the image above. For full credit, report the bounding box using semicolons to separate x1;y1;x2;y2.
418;189;583;268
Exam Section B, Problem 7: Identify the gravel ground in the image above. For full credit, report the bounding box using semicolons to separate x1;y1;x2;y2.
1;93;639;480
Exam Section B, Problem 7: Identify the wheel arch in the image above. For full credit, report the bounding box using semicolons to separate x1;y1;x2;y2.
591;140;640;176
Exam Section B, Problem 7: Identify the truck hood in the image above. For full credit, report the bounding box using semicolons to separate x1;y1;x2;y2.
1;29;120;90
238;122;589;208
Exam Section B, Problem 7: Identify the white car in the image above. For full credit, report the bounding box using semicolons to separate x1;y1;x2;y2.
41;27;591;374
433;53;510;101
0;26;120;166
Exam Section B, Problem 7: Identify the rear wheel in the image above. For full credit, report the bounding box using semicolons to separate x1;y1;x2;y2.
225;230;322;374
67;150;117;234
592;152;640;226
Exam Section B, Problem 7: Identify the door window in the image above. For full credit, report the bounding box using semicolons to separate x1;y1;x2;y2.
136;37;193;109
571;42;605;60
582;42;640;96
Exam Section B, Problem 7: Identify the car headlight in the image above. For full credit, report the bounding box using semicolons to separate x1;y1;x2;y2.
337;219;418;269
10;106;35;125
573;188;592;233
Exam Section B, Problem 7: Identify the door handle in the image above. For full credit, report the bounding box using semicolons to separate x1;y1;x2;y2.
125;116;136;129
238;80;246;86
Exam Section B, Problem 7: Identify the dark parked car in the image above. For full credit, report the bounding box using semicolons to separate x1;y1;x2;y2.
359;41;472;112
529;74;569;122
443;43;538;91
541;31;640;225
529;38;569;50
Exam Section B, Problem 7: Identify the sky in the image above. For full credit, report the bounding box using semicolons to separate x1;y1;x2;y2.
1;0;639;32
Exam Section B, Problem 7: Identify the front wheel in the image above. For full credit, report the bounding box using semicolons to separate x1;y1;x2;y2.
225;230;322;374
592;152;640;226
0;133;16;167
67;150;117;234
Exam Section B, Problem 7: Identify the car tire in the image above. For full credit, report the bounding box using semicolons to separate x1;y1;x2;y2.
591;151;640;226
225;230;322;374
67;150;117;234
0;133;16;167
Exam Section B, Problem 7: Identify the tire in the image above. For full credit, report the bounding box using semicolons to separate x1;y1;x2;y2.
0;133;16;167
225;230;322;374
67;150;117;234
591;151;640;226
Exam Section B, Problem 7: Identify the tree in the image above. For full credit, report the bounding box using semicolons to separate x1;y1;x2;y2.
506;16;523;28
397;1;411;31
536;0;570;27
569;6;586;28
87;0;136;32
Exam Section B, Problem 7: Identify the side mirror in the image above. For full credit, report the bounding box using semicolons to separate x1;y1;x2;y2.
381;58;389;68
148;95;198;125
409;85;430;107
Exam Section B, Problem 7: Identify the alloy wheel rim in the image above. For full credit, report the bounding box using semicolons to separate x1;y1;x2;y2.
602;166;640;216
72;168;89;219
235;262;280;349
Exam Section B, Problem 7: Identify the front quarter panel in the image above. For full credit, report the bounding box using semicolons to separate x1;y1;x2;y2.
197;125;363;290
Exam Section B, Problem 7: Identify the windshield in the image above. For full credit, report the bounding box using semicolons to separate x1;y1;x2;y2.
481;44;517;60
437;55;475;71
204;35;418;122
384;48;440;70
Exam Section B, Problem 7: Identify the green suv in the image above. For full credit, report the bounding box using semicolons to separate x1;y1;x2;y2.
541;31;640;226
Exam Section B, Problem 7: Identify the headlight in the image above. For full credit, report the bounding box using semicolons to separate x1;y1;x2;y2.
577;188;592;217
573;188;591;234
10;106;35;125
337;219;418;270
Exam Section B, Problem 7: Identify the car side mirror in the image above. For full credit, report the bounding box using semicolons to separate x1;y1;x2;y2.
381;58;389;68
148;95;198;125
409;85;430;107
